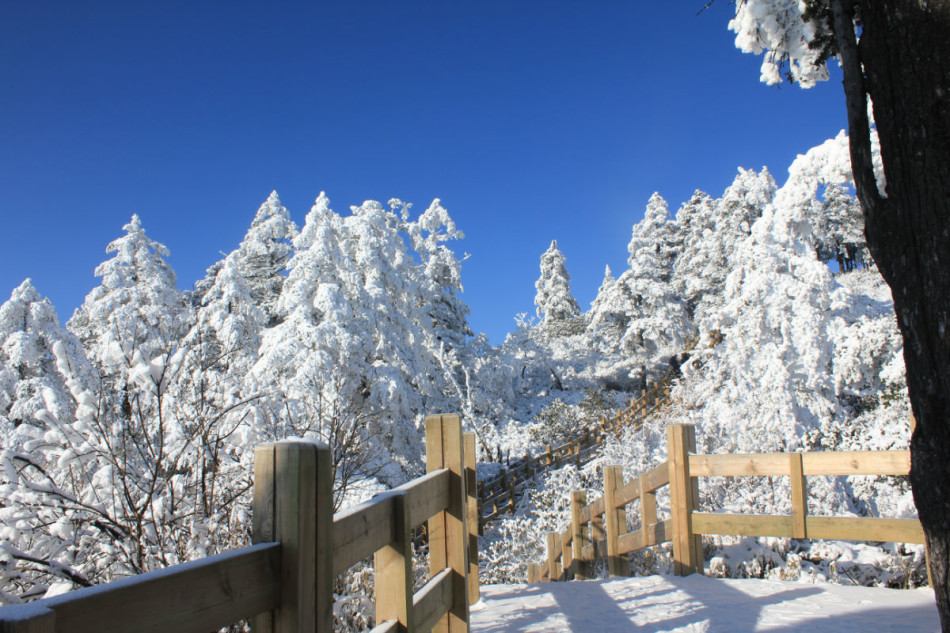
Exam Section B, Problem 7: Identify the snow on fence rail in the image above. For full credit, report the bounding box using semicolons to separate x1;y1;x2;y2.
478;371;677;525
528;424;923;583
0;414;479;633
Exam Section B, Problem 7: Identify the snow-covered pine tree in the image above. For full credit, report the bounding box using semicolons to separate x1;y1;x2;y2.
775;131;872;272
67;214;189;382
673;169;775;323
629;193;680;284
232;192;298;327
589;194;691;372
405;198;472;351
671;190;717;317
0;281;91;431
534;240;580;336
1;220;252;601
586;265;618;338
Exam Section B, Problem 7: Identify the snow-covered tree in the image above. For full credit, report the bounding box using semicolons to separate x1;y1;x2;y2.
405;198;472;351
588;194;691;368
0;281;91;431
673;169;775;322
232;192;298;326
67;214;189;382
775;131;873;271
254;193;462;495
534;240;580;332
628;193;680;284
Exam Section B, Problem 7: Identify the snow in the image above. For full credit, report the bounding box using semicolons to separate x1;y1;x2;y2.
471;575;939;632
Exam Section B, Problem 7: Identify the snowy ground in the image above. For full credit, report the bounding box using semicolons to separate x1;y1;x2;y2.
471;575;938;632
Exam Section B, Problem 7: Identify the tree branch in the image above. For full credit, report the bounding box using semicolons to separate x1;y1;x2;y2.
831;0;884;215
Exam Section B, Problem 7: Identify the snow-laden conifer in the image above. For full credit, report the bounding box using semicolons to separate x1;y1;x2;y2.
67;214;189;379
673;169;775;322
588;194;691;368
406;198;472;351
0;281;91;431
534;240;580;330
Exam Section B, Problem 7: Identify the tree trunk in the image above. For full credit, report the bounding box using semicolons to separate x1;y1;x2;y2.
834;1;950;628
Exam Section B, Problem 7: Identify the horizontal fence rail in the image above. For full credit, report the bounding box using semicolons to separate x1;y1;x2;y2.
0;414;479;633
528;424;922;583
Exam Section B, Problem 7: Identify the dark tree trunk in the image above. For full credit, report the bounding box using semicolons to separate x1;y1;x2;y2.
832;0;950;628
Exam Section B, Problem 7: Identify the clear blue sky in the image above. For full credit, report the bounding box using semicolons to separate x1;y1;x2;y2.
0;1;846;344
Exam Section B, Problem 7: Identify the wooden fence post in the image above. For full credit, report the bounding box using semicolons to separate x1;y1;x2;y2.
571;490;589;580
374;491;414;632
560;530;573;580
603;465;628;577
253;440;333;633
546;531;562;581
527;563;541;584
639;475;657;547
789;453;807;540
464;432;480;606
668;424;702;576
590;509;605;563
426;414;470;633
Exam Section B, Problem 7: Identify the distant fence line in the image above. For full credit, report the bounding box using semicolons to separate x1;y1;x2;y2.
528;423;922;583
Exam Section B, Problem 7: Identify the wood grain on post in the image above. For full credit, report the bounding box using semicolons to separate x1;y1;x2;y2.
590;507;605;558
527;563;541;584
546;531;561;581
253;441;333;633
789;453;807;539
426;414;470;633
571;490;589;580
639;474;657;547
603;465;627;577
374;491;413;633
252;443;277;633
464;433;480;606
668;424;701;576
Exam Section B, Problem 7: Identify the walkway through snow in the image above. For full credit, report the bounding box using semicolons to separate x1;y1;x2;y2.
471;575;938;632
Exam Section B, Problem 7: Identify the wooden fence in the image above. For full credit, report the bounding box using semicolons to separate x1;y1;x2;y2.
478;371;678;526
528;423;923;582
0;414;478;633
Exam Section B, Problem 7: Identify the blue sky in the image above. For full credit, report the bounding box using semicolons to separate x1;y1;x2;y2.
0;1;846;344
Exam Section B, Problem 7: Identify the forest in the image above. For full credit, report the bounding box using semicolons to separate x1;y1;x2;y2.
0;129;920;619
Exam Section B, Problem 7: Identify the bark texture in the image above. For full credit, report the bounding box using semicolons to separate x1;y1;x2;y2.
833;0;950;628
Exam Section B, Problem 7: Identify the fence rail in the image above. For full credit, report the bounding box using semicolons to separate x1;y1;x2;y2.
528;424;922;583
0;414;479;633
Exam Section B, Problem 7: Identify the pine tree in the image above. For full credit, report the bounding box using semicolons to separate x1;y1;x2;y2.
673;169;775;322
233;192;298;327
534;240;580;331
589;195;692;364
0;280;90;430
67;214;189;380
405;198;472;351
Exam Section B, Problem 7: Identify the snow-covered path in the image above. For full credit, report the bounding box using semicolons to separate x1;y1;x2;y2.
471;575;938;632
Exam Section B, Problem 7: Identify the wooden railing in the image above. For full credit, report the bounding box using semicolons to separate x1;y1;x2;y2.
479;370;679;525
0;414;478;633
528;423;923;582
